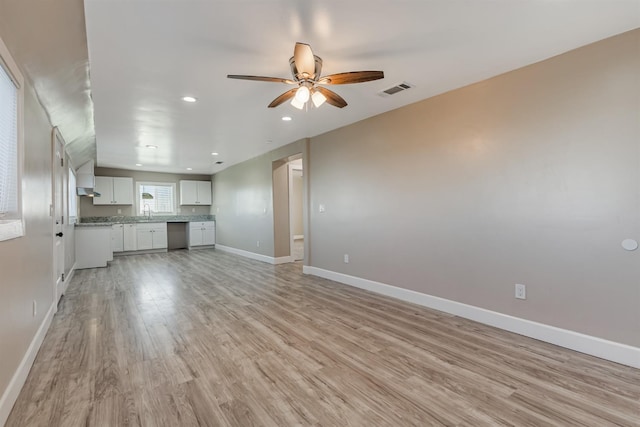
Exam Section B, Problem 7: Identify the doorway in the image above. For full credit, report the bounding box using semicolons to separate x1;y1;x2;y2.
272;153;305;264
289;159;304;261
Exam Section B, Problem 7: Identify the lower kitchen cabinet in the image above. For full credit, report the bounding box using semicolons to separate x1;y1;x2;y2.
111;223;139;252
76;226;112;269
136;222;168;250
111;224;124;252
123;224;137;251
188;221;215;249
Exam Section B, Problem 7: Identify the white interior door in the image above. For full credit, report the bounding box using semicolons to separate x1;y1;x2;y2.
53;128;66;301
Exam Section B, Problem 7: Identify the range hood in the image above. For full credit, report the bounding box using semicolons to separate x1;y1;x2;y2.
76;160;101;197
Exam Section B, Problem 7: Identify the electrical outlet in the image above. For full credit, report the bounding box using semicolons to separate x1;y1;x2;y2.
117;209;122;214
515;284;526;300
192;208;196;213
319;204;325;213
257;241;260;247
344;254;349;263
32;300;37;317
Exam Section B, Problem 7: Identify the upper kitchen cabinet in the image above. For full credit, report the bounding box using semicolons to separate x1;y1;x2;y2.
93;176;134;205
179;180;212;205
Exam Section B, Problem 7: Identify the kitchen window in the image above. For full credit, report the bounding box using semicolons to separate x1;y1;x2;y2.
137;182;176;215
0;35;24;241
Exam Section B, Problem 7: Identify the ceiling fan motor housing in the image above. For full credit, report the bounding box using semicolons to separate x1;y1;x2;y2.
290;55;323;81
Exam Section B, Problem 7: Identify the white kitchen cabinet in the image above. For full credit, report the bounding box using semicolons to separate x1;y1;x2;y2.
93;176;112;205
135;222;167;250
179;180;212;205
188;221;215;249
111;224;124;252
93;176;134;205
123;224;137;251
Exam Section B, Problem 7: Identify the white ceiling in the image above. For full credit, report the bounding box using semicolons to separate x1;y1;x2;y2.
84;0;640;175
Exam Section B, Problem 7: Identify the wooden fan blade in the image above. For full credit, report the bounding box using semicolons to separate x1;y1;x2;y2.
318;71;384;85
315;86;347;108
293;43;315;78
227;75;296;84
268;88;298;108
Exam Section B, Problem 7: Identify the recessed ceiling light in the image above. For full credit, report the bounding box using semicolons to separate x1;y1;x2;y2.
186;167;193;171
211;152;219;156
146;144;158;149
182;96;197;103
281;116;292;121
135;163;143;166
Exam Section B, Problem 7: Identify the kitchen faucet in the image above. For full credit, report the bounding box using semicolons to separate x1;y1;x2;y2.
143;204;152;219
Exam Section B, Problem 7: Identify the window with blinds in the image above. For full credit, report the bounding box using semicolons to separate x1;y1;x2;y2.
138;182;176;215
0;35;24;241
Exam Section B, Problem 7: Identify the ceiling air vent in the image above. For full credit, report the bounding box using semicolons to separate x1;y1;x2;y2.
215;161;224;165
379;81;414;97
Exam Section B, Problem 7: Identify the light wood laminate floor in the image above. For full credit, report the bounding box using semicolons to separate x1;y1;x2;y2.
7;249;640;426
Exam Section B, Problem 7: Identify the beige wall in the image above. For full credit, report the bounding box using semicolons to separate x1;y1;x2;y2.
0;51;55;412
212;139;308;257
309;30;639;346
79;167;211;217
211;31;638;347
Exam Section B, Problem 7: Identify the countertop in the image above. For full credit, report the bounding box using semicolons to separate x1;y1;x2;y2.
76;215;215;227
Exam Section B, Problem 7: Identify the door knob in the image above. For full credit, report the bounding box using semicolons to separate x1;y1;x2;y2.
56;232;64;237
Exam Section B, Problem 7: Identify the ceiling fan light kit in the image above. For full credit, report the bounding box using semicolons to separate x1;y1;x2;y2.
228;42;384;110
295;85;310;103
290;97;305;110
311;90;326;108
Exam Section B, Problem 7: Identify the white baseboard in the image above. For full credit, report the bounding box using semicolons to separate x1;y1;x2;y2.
64;263;76;289
58;263;76;300
0;300;56;426
303;265;640;369
215;244;293;265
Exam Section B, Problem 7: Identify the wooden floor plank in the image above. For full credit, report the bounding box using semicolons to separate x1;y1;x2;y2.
6;249;640;426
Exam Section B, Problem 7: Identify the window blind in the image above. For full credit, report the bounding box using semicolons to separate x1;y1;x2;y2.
0;62;18;217
139;184;175;214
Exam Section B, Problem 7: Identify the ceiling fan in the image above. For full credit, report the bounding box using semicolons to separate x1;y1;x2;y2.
228;42;384;109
